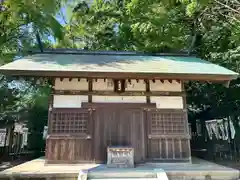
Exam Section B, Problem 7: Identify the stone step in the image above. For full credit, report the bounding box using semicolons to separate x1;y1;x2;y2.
78;169;168;180
87;169;161;179
88;178;159;180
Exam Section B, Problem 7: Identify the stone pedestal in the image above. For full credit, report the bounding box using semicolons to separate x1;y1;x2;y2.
107;147;134;168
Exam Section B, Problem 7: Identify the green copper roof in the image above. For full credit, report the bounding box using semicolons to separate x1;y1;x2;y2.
0;53;238;81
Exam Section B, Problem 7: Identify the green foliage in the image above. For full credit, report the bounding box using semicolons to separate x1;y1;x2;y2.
64;0;240;121
184;0;240;119
0;77;19;125
27;105;48;152
0;0;64;60
0;0;61;145
66;0;192;52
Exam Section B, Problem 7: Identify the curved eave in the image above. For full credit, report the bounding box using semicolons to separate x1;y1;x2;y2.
0;69;238;82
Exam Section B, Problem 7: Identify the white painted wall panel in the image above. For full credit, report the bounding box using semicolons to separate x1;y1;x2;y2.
150;80;182;92
92;79;114;91
125;79;146;91
150;96;183;109
92;96;146;103
55;78;88;90
53;95;88;108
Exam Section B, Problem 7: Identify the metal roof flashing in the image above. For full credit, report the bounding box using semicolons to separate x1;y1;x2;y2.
28;49;197;57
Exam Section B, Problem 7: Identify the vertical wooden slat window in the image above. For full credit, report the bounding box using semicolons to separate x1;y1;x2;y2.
51;111;88;134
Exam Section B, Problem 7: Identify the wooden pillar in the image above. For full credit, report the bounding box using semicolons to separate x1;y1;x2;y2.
145;79;150;103
181;81;191;162
46;78;54;162
88;78;93;103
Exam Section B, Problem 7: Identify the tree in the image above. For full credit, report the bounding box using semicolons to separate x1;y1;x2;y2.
0;0;64;62
0;0;64;154
67;0;193;51
0;0;64;114
66;0;240;121
184;0;240;119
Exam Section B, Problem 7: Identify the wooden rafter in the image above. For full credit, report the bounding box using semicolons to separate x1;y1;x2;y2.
53;90;186;97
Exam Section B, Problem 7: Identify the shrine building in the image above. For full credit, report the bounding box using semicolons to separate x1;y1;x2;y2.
0;50;238;164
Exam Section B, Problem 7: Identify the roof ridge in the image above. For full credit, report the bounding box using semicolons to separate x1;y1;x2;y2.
28;48;197;57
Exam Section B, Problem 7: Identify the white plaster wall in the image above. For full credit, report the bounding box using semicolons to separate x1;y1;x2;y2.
92;96;146;103
150;80;182;92
150;96;183;109
92;79;114;91
53;95;88;108
55;78;88;90
125;79;146;91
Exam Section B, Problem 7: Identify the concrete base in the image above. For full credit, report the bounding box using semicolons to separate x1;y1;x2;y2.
0;157;238;180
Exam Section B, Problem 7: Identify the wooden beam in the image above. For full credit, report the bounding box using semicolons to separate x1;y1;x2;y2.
145;79;150;103
47;79;55;135
181;82;191;160
47;135;91;140
88;78;92;103
8;73;237;82
143;108;187;113
148;134;191;139
53;90;186;97
181;83;187;109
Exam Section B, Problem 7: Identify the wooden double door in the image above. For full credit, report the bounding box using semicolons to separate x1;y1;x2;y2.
92;104;146;163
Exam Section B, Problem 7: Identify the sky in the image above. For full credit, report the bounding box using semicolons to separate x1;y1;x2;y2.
48;7;68;42
56;6;68;25
48;0;94;43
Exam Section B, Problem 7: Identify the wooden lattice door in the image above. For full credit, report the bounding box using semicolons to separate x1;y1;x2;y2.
146;110;191;161
46;108;94;163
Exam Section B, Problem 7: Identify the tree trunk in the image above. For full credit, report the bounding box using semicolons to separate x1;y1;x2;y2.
35;32;43;52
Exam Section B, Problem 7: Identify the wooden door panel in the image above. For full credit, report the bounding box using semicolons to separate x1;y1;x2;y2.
74;139;92;161
93;106;146;163
128;109;145;162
